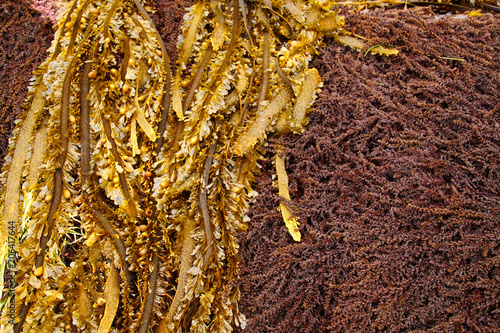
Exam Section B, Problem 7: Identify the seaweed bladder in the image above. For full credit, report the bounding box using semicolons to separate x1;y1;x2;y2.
0;0;345;331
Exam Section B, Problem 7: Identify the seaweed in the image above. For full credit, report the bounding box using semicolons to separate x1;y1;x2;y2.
238;7;500;332
0;0;348;331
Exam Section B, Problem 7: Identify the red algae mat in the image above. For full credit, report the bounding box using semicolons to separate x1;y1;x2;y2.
237;7;500;332
1;1;499;332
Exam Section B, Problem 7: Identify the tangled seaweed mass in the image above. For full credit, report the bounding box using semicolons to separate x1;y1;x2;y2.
238;8;500;333
2;0;500;332
0;0;364;331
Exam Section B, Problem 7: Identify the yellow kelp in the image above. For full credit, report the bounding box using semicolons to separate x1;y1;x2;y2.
276;147;301;242
0;0;345;332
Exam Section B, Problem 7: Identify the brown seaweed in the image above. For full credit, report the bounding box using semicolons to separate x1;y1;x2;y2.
0;0;345;331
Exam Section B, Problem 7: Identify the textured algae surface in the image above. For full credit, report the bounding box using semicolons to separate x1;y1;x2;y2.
0;0;344;331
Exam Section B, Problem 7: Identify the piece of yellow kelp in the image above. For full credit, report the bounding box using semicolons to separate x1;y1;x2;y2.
0;83;45;299
134;96;156;143
75;282;93;325
275;150;301;242
233;88;293;156
97;263;120;333
291;68;322;131
335;34;398;56
172;2;206;119
210;0;227;51
334;34;364;51
366;45;398;56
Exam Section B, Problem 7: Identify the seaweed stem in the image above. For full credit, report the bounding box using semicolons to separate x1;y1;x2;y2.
159;217;196;332
66;0;92;59
89;205;133;285
121;35;131;82
130;0;172;154
13;302;31;333
257;32;270;113
201;143;217;269
138;255;160;333
275;56;294;96
183;45;214;115
103;0;122;41
81;60;92;184
34;48;76;269
52;0;79;59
